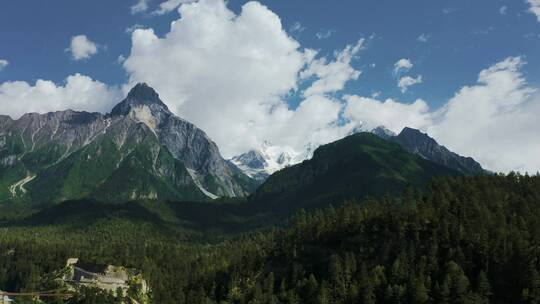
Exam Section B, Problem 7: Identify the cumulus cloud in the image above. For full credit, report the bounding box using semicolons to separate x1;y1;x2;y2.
2;0;537;173
398;75;422;93
268;95;352;149
417;34;430;42
123;0;324;155
0;74;121;119
153;0;198;15
344;96;432;133
120;0;540;172
394;58;413;74
131;0;149;14
316;29;335;39
0;59;8;71
121;0;368;156
68;35;98;60
289;22;305;33
528;0;540;22
300;39;364;97
342;57;540;173
125;24;146;34
428;57;539;172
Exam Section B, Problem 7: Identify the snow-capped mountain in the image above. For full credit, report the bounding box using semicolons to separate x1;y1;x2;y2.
230;141;303;181
370;126;396;140
231;124;484;181
230;127;385;181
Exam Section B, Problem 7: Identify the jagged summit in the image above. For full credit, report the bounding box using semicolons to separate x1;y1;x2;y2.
0;83;257;203
399;127;425;137
110;83;171;116
370;126;396;140
391;127;484;174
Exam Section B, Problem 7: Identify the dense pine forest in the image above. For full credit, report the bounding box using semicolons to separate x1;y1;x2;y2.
1;173;539;303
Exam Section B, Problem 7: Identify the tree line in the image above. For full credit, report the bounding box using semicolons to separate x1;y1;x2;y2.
0;173;539;303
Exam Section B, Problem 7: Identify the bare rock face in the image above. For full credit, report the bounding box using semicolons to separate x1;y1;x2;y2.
0;83;256;203
110;83;251;197
389;127;484;175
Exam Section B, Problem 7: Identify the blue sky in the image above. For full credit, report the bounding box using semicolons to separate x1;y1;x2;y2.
0;0;540;172
1;0;538;107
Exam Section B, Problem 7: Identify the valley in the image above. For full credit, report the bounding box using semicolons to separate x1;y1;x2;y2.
0;84;537;304
2;0;539;302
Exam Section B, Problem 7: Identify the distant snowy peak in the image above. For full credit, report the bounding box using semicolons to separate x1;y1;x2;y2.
232;123;485;182
230;141;307;181
230;150;269;181
370;126;396;139
232;126;401;181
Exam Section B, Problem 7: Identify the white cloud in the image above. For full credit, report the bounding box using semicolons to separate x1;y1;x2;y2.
499;6;508;15
68;35;98;60
443;7;459;14
123;0;333;155
290;22;305;33
0;74;121;119
428;57;539;172
394;58;413;74
270;95;352;149
125;24;146;34
417;34;430;42
398;75;422;92
300;39;364;97
131;0;149;14
342;57;540;173
0;59;8;71
316;29;335;39
3;0;537;174
344;96;432;133
153;0;198;15
528;0;540;21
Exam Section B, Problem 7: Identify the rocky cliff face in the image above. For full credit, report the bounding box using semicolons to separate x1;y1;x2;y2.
389;127;484;175
0;83;256;203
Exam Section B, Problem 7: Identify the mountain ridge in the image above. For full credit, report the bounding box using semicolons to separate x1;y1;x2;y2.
231;125;484;181
389;127;484;174
0;83;257;203
250;132;461;212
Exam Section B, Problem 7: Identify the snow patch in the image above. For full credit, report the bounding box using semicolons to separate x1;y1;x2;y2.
9;173;36;196
231;141;317;180
186;168;218;199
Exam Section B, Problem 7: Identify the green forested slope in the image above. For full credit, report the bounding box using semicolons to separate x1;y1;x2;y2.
1;173;539;303
252;132;460;212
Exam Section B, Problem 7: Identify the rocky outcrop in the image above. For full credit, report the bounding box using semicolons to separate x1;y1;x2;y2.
58;258;149;304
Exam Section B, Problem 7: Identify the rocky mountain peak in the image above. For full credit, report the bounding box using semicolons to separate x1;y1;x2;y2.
232;150;267;170
395;127;437;147
371;126;396;139
392;127;484;174
110;83;171;117
399;127;429;139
